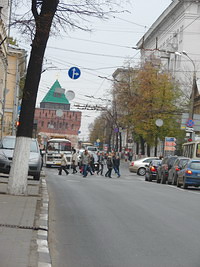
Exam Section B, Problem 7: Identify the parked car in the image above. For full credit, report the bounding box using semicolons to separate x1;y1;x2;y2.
145;159;162;182
168;157;190;185
129;157;159;176
177;159;200;189
0;136;42;180
156;155;178;184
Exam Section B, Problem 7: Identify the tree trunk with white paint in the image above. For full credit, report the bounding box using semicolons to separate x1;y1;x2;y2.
7;137;31;195
7;1;58;195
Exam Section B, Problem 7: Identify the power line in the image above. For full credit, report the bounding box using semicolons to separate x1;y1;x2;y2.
64;36;133;49
47;46;134;59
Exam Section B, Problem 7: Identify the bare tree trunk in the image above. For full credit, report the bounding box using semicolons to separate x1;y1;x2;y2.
140;136;145;155
147;144;151;157
8;0;58;195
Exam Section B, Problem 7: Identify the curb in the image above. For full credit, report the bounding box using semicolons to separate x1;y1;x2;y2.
37;177;52;267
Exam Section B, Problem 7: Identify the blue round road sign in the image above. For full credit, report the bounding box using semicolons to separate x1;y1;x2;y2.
186;119;194;127
68;67;81;80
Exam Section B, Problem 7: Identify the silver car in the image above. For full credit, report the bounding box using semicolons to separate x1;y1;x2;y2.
0;136;42;180
129;157;159;176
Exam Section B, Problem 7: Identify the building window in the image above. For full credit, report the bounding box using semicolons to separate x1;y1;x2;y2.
72;124;74;129
41;121;44;127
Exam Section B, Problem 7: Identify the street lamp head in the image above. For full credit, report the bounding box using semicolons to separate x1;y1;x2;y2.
182;50;187;56
175;51;182;56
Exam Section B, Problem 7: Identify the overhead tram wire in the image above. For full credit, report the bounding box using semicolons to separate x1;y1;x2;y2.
64;36;133;49
47;46;137;59
44;55;126;72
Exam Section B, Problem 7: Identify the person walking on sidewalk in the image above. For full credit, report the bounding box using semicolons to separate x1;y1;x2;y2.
71;149;78;174
81;150;91;177
105;154;113;178
58;153;69;175
112;152;120;178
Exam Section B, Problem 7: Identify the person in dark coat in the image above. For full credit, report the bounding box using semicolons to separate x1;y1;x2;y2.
105;155;113;178
97;152;104;175
89;153;95;173
112;153;120;178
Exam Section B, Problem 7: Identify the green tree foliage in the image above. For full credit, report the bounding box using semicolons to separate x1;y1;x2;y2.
89;110;115;150
114;62;184;146
89;116;105;145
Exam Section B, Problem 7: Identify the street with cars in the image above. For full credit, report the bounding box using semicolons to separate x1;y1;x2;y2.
45;161;200;267
130;155;200;190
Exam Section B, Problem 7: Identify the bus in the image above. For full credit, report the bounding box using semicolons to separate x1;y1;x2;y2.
182;141;200;159
45;138;72;167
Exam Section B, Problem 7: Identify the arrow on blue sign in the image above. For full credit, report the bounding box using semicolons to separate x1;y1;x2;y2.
68;67;81;80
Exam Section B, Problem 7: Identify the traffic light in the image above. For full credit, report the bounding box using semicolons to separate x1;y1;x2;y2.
16;121;20;127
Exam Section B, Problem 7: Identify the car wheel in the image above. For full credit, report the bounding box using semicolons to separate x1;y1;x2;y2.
145;175;148;181
177;177;181;187
183;178;188;189
137;167;146;176
161;173;166;184
33;173;40;181
149;175;152;182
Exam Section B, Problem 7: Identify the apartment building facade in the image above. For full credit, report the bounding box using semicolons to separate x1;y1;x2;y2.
0;0;9;118
137;0;200;104
3;45;27;136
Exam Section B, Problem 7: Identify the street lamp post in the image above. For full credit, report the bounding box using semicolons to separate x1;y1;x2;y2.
175;51;196;119
182;51;196;120
175;51;196;140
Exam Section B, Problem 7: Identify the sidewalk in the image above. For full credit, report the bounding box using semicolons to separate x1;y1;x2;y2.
0;171;51;267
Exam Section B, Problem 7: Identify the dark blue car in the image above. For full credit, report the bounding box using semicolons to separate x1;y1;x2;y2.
177;159;200;189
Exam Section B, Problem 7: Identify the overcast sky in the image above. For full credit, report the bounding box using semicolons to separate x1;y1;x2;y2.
15;0;172;140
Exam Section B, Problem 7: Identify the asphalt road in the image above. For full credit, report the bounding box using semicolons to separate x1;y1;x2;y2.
46;163;200;267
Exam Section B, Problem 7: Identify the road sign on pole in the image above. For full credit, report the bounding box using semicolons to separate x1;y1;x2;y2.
68;67;81;80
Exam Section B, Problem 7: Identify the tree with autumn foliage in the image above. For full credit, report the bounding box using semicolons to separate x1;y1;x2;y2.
113;62;185;155
89;109;117;151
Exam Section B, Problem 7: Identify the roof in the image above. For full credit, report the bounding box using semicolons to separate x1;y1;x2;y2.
136;0;180;47
41;80;70;104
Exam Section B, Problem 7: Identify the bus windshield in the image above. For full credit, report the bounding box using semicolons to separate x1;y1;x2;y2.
47;140;71;152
